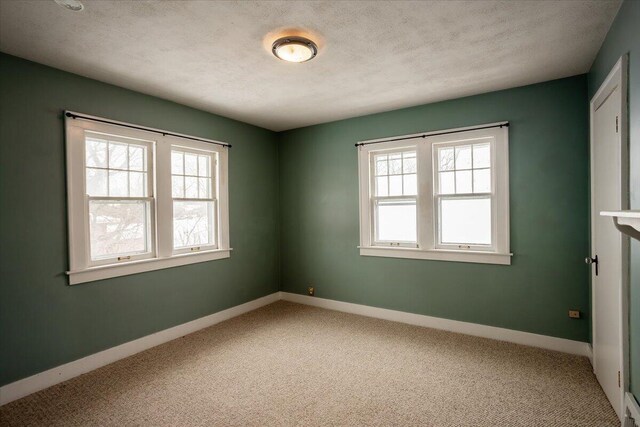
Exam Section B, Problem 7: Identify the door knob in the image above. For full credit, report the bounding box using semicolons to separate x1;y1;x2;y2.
585;255;598;276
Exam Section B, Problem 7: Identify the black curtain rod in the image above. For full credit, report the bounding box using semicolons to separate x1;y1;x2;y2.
354;122;509;147
65;112;232;148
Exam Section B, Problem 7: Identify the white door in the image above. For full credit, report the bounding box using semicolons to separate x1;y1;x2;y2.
590;59;627;419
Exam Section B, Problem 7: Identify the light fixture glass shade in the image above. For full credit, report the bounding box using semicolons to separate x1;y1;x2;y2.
272;37;318;63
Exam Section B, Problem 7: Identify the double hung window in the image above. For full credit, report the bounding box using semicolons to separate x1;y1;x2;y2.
358;123;511;265
66;113;230;284
85;134;154;264
171;149;217;252
372;150;418;246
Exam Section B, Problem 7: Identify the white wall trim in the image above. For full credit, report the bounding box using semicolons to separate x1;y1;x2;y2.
625;393;640;427
281;292;591;357
359;246;512;265
1;291;593;407
67;249;232;285
0;292;280;406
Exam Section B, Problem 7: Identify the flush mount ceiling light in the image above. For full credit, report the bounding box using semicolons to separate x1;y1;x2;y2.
272;37;318;63
54;0;84;11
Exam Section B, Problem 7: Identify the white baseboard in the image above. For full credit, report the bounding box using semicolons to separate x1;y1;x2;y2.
0;292;280;406
626;392;640;427
1;290;593;407
281;292;591;357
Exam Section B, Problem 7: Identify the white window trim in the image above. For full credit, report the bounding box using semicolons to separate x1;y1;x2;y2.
357;122;512;265
65;112;231;285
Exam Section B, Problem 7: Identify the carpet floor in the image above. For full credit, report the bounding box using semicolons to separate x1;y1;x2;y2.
0;301;618;426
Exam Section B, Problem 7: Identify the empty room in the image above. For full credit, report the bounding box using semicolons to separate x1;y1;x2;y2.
0;0;638;425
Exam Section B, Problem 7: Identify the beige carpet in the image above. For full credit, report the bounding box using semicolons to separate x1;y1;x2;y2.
0;301;618;426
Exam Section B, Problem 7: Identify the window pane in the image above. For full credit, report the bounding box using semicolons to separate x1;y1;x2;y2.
198;155;210;177
129;146;145;171
86;168;108;196
473;169;491;193
129;171;146;197
455;145;472;169
403;174;417;195
89;201;149;260
403;156;416;173
198;177;210;198
173;201;215;249
376;200;416;243
171;151;184;174
86;138;107;168
376;159;388;176
473;143;491;168
439;171;455;194
172;176;184;198
389;156;402;174
376;176;388;197
389;175;402;196
184;153;198;175
108;142;128;170
440;198;491;245
439;148;454;171
108;170;128;197
185;176;198;198
456;170;472;193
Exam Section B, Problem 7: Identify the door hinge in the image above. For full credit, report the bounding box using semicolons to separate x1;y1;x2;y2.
618;370;621;387
616;116;619;133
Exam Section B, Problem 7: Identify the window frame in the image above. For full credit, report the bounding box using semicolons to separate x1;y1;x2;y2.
65;113;231;285
370;147;418;248
170;146;218;255
84;132;156;266
358;123;511;265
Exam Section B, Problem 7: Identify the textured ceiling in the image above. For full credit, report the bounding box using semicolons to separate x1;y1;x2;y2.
0;0;621;131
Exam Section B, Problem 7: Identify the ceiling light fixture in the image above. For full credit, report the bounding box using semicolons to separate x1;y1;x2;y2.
54;0;84;12
272;37;318;63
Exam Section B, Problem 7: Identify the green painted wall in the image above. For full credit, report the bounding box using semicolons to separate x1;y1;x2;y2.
588;0;640;401
278;75;590;342
2;29;618;390
0;53;280;387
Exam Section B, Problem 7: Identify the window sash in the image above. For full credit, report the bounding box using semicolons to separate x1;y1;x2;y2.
172;199;218;254
433;194;495;251
170;147;217;199
371;197;418;247
84;135;153;198
87;197;156;266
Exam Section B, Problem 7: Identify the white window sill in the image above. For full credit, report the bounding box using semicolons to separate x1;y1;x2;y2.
358;246;512;265
67;249;232;285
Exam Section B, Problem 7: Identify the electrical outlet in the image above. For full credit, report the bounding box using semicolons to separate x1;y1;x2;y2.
308;286;315;296
568;310;581;319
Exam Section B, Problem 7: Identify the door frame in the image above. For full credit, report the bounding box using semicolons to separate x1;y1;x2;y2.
589;54;629;419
